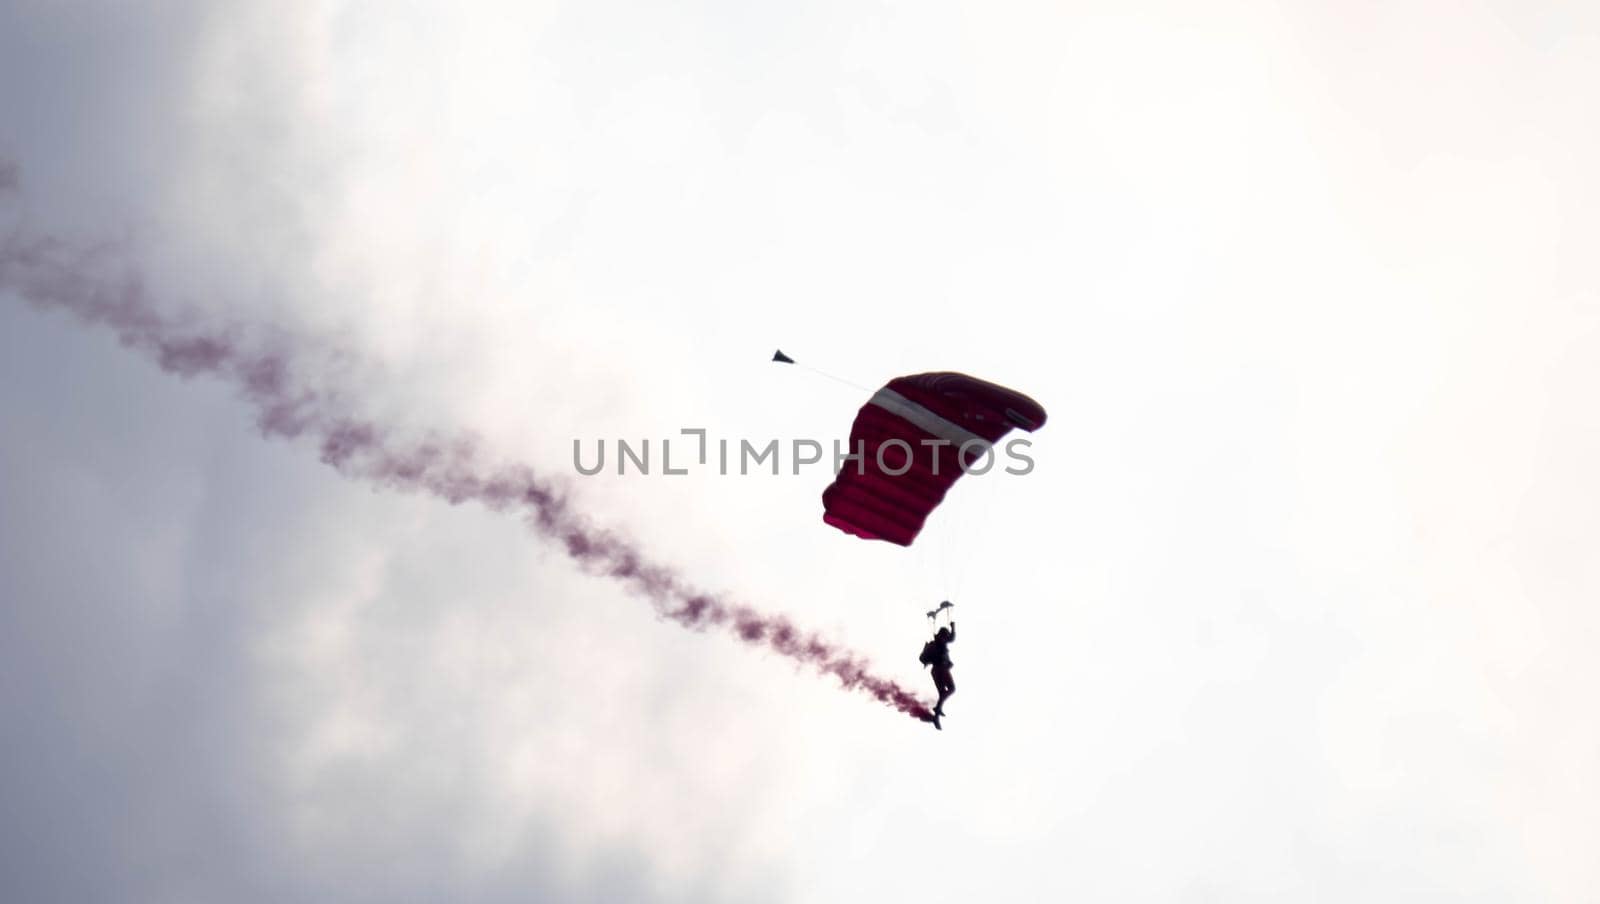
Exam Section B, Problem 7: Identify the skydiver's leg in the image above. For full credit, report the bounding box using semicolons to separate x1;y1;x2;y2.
932;667;954;715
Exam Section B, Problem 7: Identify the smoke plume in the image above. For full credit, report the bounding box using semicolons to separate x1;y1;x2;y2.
0;167;935;725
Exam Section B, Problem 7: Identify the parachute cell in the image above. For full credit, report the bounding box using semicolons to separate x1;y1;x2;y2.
821;372;1046;546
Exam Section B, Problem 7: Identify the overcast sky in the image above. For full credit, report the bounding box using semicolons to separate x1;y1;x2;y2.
3;2;1599;901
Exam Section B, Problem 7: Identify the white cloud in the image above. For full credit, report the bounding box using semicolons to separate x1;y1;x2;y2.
3;1;1598;901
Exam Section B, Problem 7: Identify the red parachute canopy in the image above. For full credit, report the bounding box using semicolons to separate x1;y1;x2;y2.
821;372;1047;546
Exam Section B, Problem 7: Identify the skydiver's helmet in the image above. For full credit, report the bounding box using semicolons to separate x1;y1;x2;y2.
935;627;952;641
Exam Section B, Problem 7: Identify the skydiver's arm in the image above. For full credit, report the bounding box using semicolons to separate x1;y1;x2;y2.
949;622;956;642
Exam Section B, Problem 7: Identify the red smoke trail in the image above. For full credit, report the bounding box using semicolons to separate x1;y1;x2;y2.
0;171;935;725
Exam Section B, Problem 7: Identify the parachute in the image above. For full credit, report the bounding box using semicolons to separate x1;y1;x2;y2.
819;371;1047;546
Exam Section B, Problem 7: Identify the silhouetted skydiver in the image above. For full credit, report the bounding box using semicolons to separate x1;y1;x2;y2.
920;621;956;728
